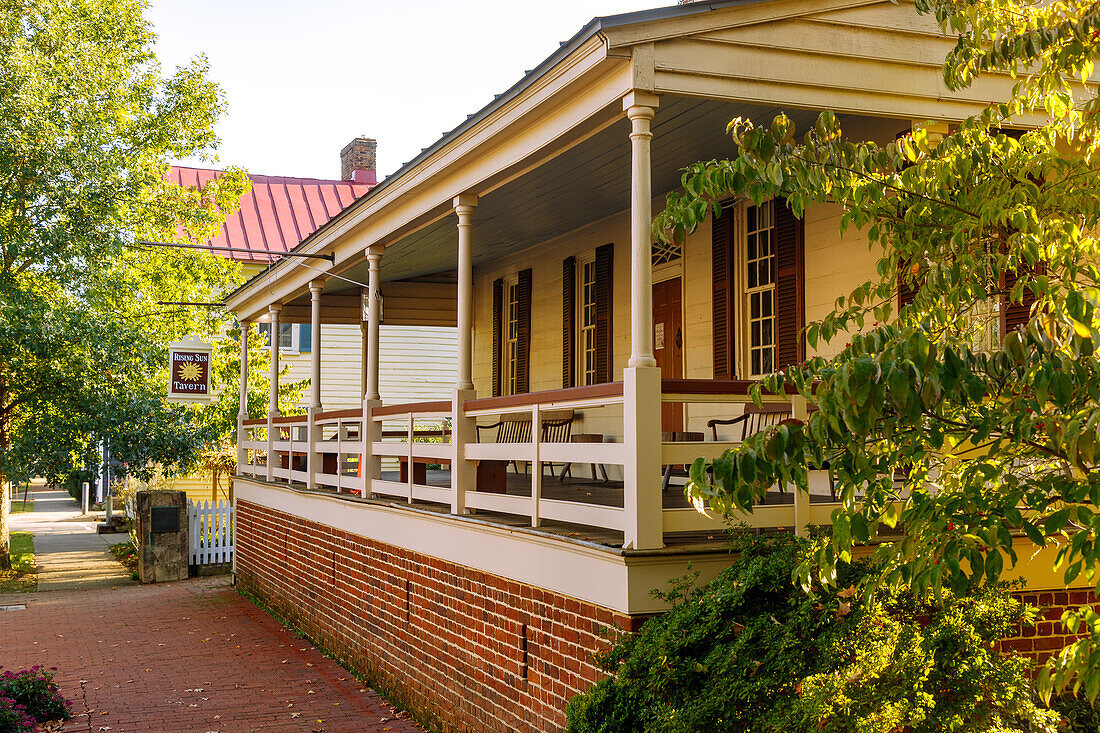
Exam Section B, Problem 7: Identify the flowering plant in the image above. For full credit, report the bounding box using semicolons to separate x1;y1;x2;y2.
0;666;72;730
0;695;35;733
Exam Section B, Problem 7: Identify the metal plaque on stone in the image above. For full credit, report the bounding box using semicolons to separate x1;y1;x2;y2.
150;506;179;534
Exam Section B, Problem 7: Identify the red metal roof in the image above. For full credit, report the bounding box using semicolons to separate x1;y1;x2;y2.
169;166;373;262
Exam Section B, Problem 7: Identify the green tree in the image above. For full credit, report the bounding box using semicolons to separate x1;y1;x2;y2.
196;321;309;448
656;0;1100;698
0;0;250;568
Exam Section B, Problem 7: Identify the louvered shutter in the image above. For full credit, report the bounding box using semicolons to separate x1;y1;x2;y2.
897;260;918;311
594;244;614;384
774;199;805;369
1002;263;1042;335
712;207;735;379
492;278;503;397
562;256;576;388
517;268;532;394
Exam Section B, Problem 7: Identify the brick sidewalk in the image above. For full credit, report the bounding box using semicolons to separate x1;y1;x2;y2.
0;578;425;733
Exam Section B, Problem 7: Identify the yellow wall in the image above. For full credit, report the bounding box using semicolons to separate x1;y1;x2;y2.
469;115;902;445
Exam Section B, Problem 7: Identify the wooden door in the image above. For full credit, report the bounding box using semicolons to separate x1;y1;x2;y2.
653;277;684;433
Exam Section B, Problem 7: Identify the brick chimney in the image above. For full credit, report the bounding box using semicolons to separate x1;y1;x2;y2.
340;137;377;185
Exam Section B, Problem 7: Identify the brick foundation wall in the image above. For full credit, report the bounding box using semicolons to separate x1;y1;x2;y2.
235;500;641;733
1001;589;1100;666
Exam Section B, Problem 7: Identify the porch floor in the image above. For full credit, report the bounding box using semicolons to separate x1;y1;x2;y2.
300;467;836;550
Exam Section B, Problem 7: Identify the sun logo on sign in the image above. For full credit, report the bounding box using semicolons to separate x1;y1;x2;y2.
178;362;202;382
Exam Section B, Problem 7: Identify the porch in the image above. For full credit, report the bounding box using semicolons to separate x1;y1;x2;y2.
225;1;1006;552
238;379;842;550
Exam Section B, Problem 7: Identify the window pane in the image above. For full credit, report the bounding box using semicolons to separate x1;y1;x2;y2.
279;324;293;349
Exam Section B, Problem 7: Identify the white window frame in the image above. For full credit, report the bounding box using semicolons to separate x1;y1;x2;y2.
260;323;305;355
504;277;520;396
576;253;598;386
967;298;1001;353
740;199;776;378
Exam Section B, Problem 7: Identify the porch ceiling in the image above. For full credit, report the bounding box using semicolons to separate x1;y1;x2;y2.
325;95;886;293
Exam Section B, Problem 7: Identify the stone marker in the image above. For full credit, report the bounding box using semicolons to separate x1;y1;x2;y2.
135;490;189;583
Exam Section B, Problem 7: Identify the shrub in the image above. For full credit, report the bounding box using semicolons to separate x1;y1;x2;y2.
565;534;1059;733
60;470;96;502
0;696;35;733
0;666;72;727
1050;692;1100;732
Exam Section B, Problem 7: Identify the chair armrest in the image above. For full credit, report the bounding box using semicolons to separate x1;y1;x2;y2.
706;415;750;428
707;414;750;440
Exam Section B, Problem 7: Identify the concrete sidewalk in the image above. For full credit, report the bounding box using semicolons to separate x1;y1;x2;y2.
10;488;136;591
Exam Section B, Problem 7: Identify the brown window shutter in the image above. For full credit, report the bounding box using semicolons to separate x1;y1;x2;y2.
897;259;918;312
1002;262;1042;335
516;268;532;394
594;243;614;384
774;198;805;369
562;256;576;388
711;207;735;379
492;278;503;397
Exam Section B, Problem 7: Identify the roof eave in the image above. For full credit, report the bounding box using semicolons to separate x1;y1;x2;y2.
226;0;765;307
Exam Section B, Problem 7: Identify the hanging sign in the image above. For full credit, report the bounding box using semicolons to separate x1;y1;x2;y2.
168;340;213;403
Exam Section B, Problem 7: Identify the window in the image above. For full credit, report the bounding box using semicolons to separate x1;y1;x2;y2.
745;201;775;376
505;280;519;395
968;298;1001;352
578;258;597;385
258;323;311;354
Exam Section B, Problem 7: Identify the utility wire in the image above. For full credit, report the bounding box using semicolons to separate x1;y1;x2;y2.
135;240;334;262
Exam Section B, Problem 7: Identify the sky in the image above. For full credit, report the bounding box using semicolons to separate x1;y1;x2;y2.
148;0;661;181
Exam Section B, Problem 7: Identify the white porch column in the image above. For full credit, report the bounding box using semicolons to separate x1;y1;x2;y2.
791;395;810;538
360;319;369;400
360;246;384;496
454;194;477;390
266;304;281;482
451;193;478;515
626;92;659;369
236;319;250;474
307;280;324;489
622;91;663;550
367;249;383;401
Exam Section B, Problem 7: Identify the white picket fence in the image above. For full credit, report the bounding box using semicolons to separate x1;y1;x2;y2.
188;499;234;566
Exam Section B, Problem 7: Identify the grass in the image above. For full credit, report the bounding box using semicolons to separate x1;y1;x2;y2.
10;499;33;513
0;531;36;593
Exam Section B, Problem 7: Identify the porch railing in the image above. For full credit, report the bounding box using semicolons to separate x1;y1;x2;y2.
237;379;846;545
659;378;832;535
369;400;453;505
463;383;626;530
239;418;268;477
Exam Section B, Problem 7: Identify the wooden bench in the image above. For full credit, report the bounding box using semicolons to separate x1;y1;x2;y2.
706;403;793;441
475;410;575;485
707;404;835;499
